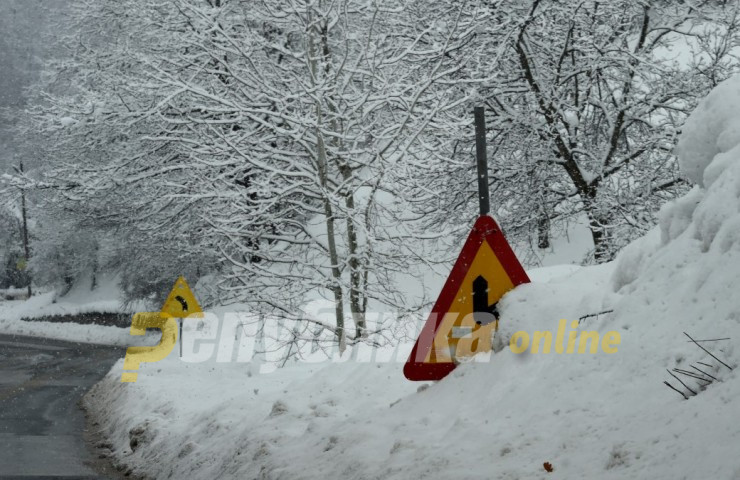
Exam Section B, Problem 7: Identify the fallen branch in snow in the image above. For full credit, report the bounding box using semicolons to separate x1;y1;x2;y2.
664;333;732;400
686;337;731;343
684;332;733;371
666;369;697;396
578;309;614;324
663;380;689;400
672;368;712;385
690;365;717;381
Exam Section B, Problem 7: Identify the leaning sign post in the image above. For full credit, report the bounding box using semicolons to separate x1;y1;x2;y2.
404;107;531;381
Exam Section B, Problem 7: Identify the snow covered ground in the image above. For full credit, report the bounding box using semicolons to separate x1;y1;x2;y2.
80;76;740;478
0;275;155;346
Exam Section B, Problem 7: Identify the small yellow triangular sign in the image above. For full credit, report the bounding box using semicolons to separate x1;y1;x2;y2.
161;276;203;318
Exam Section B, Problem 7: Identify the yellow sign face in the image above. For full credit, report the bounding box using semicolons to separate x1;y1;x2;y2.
161;276;203;318
427;240;515;363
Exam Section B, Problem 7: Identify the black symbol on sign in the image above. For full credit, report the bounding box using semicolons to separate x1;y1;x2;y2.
473;275;499;326
175;295;188;312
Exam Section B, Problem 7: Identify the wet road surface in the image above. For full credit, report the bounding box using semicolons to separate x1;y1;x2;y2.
0;334;124;479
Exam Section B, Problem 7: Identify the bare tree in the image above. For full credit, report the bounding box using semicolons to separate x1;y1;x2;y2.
407;0;740;263
21;0;487;352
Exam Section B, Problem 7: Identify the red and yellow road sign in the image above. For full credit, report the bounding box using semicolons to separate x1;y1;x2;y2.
404;215;530;381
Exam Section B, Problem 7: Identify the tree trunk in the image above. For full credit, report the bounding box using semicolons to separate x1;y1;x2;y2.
339;165;366;339
583;201;611;263
91;242;99;290
315;112;346;354
537;214;550;249
19;162;32;298
308;8;346;353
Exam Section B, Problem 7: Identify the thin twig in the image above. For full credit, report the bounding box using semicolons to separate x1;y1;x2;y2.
667;369;697;395
673;368;712;384
663;380;689;400
686;338;731;343
578;309;614;323
690;364;717;381
684;332;734;371
697;361;714;368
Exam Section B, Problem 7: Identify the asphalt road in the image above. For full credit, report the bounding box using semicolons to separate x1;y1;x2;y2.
0;334;124;479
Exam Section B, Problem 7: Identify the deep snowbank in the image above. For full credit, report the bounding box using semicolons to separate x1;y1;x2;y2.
86;77;740;479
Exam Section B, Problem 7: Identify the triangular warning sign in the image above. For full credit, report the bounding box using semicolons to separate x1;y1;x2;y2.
161;276;203;318
404;215;530;381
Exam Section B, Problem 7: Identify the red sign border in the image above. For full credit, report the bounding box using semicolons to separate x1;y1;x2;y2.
403;215;530;381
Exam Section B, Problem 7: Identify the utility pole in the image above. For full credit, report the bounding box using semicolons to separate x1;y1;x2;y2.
474;106;490;216
19;161;32;298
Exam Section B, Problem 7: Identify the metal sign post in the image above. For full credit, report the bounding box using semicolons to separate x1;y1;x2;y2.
474;106;490;216
403;106;534;382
